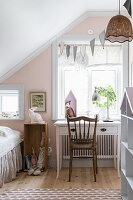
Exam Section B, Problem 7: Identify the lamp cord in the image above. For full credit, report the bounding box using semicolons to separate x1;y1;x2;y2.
119;0;120;14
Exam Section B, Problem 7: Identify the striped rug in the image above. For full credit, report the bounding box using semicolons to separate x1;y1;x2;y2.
0;189;121;200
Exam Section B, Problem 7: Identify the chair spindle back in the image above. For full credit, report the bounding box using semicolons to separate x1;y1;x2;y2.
67;115;98;145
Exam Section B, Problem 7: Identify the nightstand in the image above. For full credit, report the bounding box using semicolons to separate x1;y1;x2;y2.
23;123;48;170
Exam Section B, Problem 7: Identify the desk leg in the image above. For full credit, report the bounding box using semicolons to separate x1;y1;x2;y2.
56;129;60;179
114;135;117;169
59;135;62;170
117;133;120;177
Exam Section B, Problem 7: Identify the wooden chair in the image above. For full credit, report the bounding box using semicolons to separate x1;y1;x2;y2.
67;115;98;182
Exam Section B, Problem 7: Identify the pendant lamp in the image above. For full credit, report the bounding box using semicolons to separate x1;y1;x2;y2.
105;0;133;43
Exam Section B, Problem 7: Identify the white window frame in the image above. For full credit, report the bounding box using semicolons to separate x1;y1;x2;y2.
0;84;24;120
52;35;129;120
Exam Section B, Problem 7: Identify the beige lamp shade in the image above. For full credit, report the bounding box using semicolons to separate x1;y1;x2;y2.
105;14;133;43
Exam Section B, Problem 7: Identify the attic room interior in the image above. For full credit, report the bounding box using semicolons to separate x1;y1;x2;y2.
0;0;133;199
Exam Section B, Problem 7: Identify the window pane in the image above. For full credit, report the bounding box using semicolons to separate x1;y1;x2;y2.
91;69;117;114
92;70;116;89
88;46;106;65
2;95;18;113
107;46;122;63
64;70;89;115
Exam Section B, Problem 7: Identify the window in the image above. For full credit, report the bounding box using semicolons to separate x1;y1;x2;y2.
0;85;24;120
90;66;121;117
52;37;127;120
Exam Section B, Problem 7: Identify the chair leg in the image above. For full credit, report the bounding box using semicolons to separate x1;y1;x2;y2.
93;150;97;182
96;150;98;174
69;150;73;182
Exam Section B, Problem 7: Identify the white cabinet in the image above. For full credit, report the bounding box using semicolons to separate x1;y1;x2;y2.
121;87;133;200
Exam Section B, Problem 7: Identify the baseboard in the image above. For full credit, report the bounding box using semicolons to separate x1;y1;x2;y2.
48;158;57;168
62;159;114;168
48;158;115;168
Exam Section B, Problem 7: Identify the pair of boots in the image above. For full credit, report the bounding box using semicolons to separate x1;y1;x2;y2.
28;167;41;176
27;146;45;176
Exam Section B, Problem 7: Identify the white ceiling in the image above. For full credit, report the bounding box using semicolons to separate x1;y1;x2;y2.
0;0;128;81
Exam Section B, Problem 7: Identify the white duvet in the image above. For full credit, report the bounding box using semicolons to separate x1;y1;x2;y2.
0;126;23;158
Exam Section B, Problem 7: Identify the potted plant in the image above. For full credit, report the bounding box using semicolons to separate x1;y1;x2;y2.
93;85;117;121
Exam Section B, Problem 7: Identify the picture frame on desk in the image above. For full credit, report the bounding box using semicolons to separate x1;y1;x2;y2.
30;92;46;112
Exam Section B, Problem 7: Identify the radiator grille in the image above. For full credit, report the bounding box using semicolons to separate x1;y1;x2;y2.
63;135;116;159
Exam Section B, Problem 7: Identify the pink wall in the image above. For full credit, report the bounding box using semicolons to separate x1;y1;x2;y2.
0;47;57;159
0;16;111;162
68;16;110;35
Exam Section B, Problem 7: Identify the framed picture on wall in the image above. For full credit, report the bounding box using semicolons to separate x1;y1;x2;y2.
30;92;46;112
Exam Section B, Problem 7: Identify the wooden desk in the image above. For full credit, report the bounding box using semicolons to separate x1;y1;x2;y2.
54;120;121;178
24;123;48;170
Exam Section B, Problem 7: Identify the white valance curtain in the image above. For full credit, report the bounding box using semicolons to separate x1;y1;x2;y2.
58;44;122;67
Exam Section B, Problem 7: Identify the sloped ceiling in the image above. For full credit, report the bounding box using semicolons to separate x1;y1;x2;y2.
0;0;127;82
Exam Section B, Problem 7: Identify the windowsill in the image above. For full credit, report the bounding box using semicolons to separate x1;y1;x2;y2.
55;112;121;122
0;117;24;120
53;116;121;122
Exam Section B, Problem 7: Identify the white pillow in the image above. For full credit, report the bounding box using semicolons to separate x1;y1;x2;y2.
0;130;6;137
0;126;13;137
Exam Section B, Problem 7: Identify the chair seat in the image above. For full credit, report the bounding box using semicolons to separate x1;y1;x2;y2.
71;140;93;149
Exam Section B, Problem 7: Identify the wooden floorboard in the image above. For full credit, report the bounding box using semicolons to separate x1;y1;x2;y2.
0;168;121;194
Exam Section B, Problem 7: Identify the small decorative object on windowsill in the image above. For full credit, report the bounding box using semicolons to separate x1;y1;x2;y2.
65;90;77;118
92;86;117;122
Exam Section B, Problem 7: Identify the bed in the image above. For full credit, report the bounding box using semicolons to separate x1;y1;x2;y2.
0;126;23;187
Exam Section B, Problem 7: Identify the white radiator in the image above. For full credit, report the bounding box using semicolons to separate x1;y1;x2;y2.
62;135;116;159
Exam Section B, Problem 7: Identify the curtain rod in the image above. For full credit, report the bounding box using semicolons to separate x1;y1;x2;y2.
58;44;122;47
